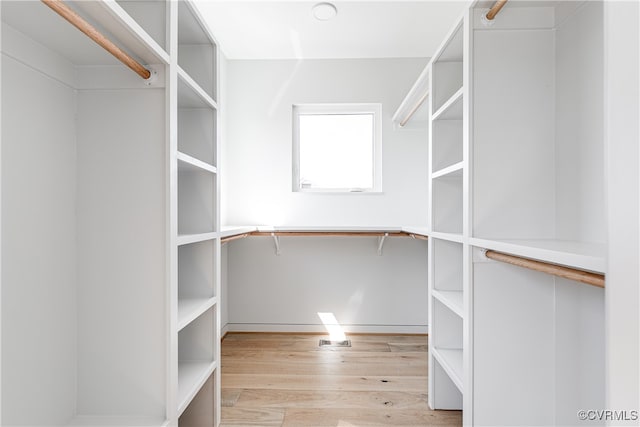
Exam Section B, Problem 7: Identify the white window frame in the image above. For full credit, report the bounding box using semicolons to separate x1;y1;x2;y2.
292;103;383;193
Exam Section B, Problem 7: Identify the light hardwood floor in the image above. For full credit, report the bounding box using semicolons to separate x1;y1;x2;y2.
220;333;462;426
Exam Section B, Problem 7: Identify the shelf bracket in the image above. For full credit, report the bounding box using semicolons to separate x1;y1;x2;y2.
271;233;281;255
377;233;389;256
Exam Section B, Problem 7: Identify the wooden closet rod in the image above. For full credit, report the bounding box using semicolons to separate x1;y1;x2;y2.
409;233;429;241
41;0;151;80
484;250;605;288
400;91;429;127
486;0;508;20
221;233;250;244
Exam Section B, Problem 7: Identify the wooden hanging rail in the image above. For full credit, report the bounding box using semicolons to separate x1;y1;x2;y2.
409;233;429;241
399;91;429;127
484;250;605;288
486;0;508;20
41;0;152;80
221;233;250;244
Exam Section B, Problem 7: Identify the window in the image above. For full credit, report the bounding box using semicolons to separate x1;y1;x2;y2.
292;104;382;193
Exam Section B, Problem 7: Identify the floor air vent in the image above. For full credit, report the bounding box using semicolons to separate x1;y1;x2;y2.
319;339;351;347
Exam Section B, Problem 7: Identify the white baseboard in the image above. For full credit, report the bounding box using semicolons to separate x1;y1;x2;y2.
221;323;230;339
225;323;428;334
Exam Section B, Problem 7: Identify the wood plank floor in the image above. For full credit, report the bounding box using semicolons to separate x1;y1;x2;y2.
220;333;461;426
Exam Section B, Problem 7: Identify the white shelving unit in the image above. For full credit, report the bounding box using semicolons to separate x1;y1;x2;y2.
432;87;463;121
178;298;217;331
432;347;463;392
395;2;609;425
393;4;469;417
391;64;429;129
177;307;217;416
172;1;221;426
427;11;469;420
1;0;169;425
470;2;605;425
1;0;221;425
393;8;470;421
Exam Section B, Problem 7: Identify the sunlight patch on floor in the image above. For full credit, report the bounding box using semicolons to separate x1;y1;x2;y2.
317;312;347;341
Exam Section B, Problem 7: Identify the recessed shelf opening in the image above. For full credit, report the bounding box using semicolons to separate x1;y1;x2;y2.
178;108;217;167
115;0;167;52
432;175;463;235
178;169;217;235
178;1;217;101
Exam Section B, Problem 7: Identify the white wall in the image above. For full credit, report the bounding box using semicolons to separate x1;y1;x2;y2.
226;236;428;333
1;34;77;426
556;1;605;243
220;58;431;332
222;57;429;227
76;88;166;417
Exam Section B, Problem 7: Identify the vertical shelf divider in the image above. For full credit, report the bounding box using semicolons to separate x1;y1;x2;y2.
426;8;469;418
170;1;221;425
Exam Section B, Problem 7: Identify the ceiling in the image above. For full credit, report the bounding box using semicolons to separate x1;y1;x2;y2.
194;1;472;60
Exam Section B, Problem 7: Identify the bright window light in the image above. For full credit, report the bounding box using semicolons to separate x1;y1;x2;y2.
293;104;382;192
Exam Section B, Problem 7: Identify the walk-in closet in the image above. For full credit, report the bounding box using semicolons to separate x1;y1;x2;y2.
1;0;637;426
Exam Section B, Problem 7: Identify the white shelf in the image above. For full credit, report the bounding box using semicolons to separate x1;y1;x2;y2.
222;225;431;238
178;297;217;332
178;68;217;110
177;232;217;246
220;226;258;238
178;360;217;416
392;65;430;127
429;231;464;243
72;1;170;66
113;0;167;53
177;2;217;102
432;348;463;393
432;290;464;318
432;120;463;172
432;172;463;235
433;20;464;63
256;225;404;233
432;161;464;179
177;151;217;174
177;168;216;235
470;237;606;273
401;226;430;238
432;87;464;121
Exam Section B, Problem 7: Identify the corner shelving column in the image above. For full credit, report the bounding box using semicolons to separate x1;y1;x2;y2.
170;1;221;425
427;9;470;423
469;2;605;426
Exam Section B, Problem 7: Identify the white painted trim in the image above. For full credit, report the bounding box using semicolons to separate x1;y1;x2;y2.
0;3;3;420
221;324;230;339
392;63;430;126
604;0;640;418
292;103;383;193
166;1;179;424
67;416;167;426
